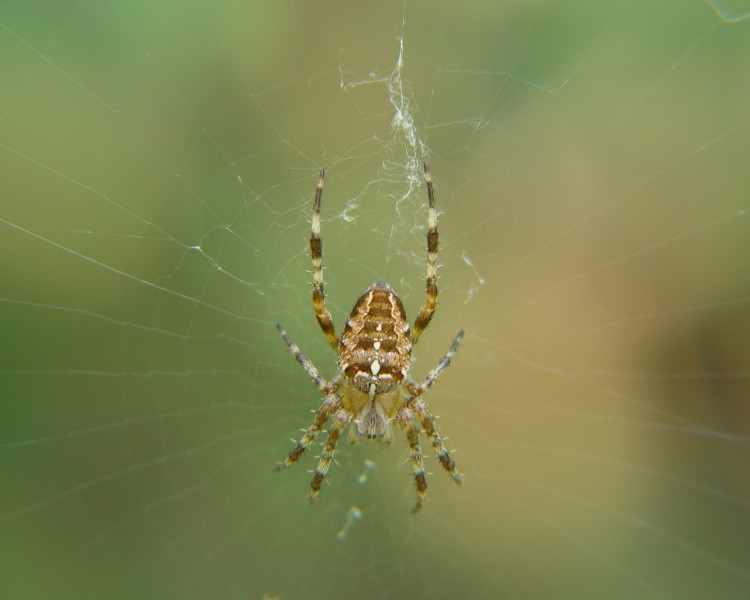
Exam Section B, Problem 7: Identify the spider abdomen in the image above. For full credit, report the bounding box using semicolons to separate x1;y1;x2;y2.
338;282;412;394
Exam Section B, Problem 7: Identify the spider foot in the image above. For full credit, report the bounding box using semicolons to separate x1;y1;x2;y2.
411;471;427;514
410;499;424;514
438;453;463;485
309;471;325;504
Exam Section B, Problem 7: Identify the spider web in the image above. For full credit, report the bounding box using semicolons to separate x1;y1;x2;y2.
2;0;750;598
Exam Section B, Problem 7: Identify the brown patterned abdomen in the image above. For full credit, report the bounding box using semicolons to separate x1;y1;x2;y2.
338;282;412;393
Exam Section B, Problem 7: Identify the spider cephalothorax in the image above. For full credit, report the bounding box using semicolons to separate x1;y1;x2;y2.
275;164;463;513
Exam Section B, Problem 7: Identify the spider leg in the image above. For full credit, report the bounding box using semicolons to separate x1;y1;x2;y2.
409;397;463;486
276;323;338;393
396;407;428;513
411;163;439;345
407;329;464;396
275;323;343;470
405;329;465;486
420;329;463;392
274;392;341;471
310;168;339;351
310;408;352;503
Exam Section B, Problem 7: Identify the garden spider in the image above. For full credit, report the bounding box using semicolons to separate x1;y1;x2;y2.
275;164;464;513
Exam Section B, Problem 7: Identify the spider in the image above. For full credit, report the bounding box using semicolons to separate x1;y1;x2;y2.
274;163;464;513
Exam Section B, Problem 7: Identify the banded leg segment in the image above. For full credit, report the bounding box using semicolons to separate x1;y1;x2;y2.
310;168;339;351
276;323;337;392
310;408;352;503
412;163;439;345
274;393;341;471
409;329;464;395
397;407;428;513
409;397;463;485
275;322;342;471
402;329;464;487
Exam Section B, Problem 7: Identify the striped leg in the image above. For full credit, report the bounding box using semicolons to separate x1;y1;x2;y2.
310;168;339;350
276;323;334;391
409;329;464;395
412;163;439;345
274;393;341;471
275;323;342;471
397;407;428;513
310;408;352;503
409;398;463;486
404;329;464;486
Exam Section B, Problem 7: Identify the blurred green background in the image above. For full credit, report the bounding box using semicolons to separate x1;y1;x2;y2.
2;0;750;598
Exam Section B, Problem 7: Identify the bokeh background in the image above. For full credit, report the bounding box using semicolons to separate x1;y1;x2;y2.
2;1;749;598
